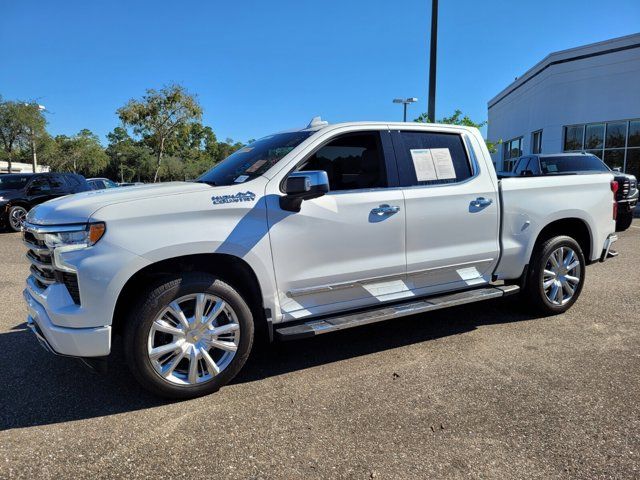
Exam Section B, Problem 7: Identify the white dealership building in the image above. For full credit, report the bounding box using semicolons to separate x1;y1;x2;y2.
487;33;640;177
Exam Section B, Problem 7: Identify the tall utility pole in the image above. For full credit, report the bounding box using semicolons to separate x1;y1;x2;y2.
427;0;438;123
24;103;45;172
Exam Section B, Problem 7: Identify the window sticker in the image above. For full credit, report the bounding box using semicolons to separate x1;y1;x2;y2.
410;149;437;181
245;159;267;173
234;175;249;183
431;148;456;180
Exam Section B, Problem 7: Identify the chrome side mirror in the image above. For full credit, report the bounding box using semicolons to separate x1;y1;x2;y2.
281;170;330;212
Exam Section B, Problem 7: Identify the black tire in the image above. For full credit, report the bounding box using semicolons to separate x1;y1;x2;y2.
124;272;254;399
616;211;633;232
524;235;586;315
7;205;28;232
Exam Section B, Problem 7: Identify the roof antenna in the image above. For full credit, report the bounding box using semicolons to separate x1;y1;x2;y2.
307;116;329;128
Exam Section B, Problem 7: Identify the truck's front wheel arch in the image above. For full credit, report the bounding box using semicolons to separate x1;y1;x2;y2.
112;253;267;342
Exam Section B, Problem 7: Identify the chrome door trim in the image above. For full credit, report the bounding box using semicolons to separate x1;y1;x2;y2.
286;258;495;298
406;258;495;277
286;271;406;298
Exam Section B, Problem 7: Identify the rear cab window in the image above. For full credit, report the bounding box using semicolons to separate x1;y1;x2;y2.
539;155;610;174
391;130;474;186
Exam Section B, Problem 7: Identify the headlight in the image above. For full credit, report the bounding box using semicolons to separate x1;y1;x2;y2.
43;223;106;272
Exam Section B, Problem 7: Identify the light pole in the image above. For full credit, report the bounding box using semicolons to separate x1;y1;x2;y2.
427;0;438;122
393;97;418;122
24;103;45;173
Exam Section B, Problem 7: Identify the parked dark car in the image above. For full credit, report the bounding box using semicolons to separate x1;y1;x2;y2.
0;172;90;232
505;153;638;232
87;177;119;190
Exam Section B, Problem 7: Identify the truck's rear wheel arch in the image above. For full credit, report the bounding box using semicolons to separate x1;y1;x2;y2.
112;253;267;339
534;218;592;262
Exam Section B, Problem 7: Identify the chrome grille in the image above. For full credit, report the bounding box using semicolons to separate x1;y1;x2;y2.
23;230;56;289
23;226;81;304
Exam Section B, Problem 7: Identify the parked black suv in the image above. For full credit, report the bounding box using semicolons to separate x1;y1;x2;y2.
0;172;90;232
506;153;638;232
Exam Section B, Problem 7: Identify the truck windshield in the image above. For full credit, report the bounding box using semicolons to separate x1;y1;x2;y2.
197;131;313;186
0;174;31;190
540;155;610;174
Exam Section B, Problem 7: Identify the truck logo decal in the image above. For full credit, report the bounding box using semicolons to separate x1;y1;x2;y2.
211;191;256;205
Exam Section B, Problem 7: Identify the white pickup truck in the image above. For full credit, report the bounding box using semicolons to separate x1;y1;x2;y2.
22;119;619;398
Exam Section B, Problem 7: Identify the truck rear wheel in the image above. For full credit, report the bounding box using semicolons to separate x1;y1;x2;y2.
524;235;586;315
124;272;254;399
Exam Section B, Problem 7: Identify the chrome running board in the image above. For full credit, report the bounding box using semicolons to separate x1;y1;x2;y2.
275;285;520;341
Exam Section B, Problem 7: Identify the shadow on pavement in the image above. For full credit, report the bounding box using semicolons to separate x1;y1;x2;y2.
0;296;538;431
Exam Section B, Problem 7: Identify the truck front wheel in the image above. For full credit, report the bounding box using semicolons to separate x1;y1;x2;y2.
524;235;586;315
124;272;254;399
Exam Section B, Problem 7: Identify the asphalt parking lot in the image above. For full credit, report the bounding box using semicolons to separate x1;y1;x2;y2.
1;222;639;479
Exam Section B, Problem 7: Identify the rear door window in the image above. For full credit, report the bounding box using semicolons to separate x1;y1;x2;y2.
49;174;68;192
392;131;473;186
28;176;51;193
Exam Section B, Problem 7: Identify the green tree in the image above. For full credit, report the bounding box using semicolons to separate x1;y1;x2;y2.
105;127;154;182
414;109;500;153
0;97;22;172
21;102;47;171
52;129;109;176
0;98;47;172
117;84;202;182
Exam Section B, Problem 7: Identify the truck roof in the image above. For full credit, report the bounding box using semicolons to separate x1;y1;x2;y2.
295;117;479;134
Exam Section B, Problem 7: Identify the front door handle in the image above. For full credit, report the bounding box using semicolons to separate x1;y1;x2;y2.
470;197;493;208
371;204;401;216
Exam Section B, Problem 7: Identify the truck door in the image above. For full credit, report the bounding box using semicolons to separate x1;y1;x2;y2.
391;128;500;296
266;129;408;321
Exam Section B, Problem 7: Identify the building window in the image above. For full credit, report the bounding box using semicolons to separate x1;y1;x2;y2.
502;137;522;171
563;119;640;179
531;130;542;154
564;125;584;151
585;124;604;149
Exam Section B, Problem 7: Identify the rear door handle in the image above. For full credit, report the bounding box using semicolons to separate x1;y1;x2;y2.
470;197;493;208
371;204;401;216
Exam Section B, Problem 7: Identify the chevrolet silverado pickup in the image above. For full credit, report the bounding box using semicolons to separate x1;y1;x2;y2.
22;119;619;398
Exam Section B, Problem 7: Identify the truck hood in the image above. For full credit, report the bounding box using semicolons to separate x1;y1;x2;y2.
27;182;213;225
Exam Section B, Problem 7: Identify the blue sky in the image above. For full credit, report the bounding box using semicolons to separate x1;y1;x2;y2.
1;0;639;144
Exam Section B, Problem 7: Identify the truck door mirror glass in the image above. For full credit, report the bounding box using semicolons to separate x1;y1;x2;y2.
613;166;622;172
281;170;330;212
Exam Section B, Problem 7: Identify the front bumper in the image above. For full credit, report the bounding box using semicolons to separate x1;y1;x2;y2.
23;287;111;357
599;233;618;262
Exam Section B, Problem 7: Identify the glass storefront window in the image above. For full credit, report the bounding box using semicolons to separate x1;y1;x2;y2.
605;122;626;148
585;149;603;160
603;149;625;171
626;149;640;179
628;121;640;148
563;119;640;175
585;124;604;149
564;125;584;151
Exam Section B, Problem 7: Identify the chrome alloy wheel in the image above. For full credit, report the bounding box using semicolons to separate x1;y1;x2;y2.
542;246;581;306
147;293;240;386
9;206;28;231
